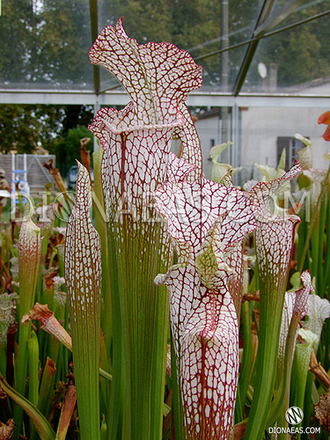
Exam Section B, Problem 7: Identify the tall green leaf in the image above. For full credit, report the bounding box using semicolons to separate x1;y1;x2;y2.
243;162;302;440
88;18;203;440
65;163;102;440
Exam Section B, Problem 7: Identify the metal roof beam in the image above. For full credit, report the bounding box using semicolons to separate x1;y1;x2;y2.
254;0;306;36
1;90;329;108
195;9;330;62
232;0;276;96
89;0;100;95
232;0;310;96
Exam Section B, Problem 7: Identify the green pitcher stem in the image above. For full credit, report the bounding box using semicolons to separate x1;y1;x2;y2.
238;301;253;419
267;314;301;426
243;295;283;440
298;166;330;274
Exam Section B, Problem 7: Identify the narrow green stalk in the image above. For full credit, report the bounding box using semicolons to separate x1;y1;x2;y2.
243;296;282;439
292;330;318;440
65;164;102;440
310;213;320;289
52;288;67;379
239;302;253;415
56;244;65;279
37;357;57;417
317;192;328;293
35;227;52;304
93;147;112;358
28;331;40;440
277;406;289;440
244;164;302;440
243;226;296;439
106;231;124;440
324;318;330;372
15;186;25;214
301;371;314;440
323;196;330;297
235;384;243;423
53;268;69;381
150;286;170;439
267;315;302;426
48;248;57;269
0;373;55;440
267;272;312;431
42;278;54;312
54;342;64;384
48;338;60;368
28;330;39;406
13;217;41;439
39;283;55;366
100;331;110;416
298;166;330;274
297;212;308;273
170;329;184;440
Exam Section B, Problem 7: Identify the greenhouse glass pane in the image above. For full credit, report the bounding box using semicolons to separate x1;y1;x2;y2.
0;0;94;90
268;0;330;31
241;11;330;94
97;0;264;92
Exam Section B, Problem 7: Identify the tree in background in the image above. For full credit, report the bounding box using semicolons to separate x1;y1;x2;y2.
55;125;93;176
0;105;64;154
0;0;92;88
34;0;93;87
0;0;329;161
251;1;330;89
0;0;34;85
1;0;329;93
100;0;330;91
0;104;93;164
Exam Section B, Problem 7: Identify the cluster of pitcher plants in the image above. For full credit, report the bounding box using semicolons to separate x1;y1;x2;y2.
1;19;330;440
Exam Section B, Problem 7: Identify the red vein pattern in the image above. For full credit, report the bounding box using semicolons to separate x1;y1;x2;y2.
166;151;196;184
278;270;313;365
87;18;204;334
88;19;203;224
65;163;102;316
64;163;102;439
213;168;243;318
89;17;203;129
154;179;256;439
242;161;304;440
18;219;41;303
247;161;303;308
247;160;302;218
225;241;244;319
278;290;296;365
88;19;204;331
154;178;256;259
292;271;312;321
87;19;204;437
173;103;203;182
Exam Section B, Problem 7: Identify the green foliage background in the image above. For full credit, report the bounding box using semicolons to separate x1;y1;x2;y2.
56;125;93;170
0;104;94;172
0;0;329;161
0;0;328;91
